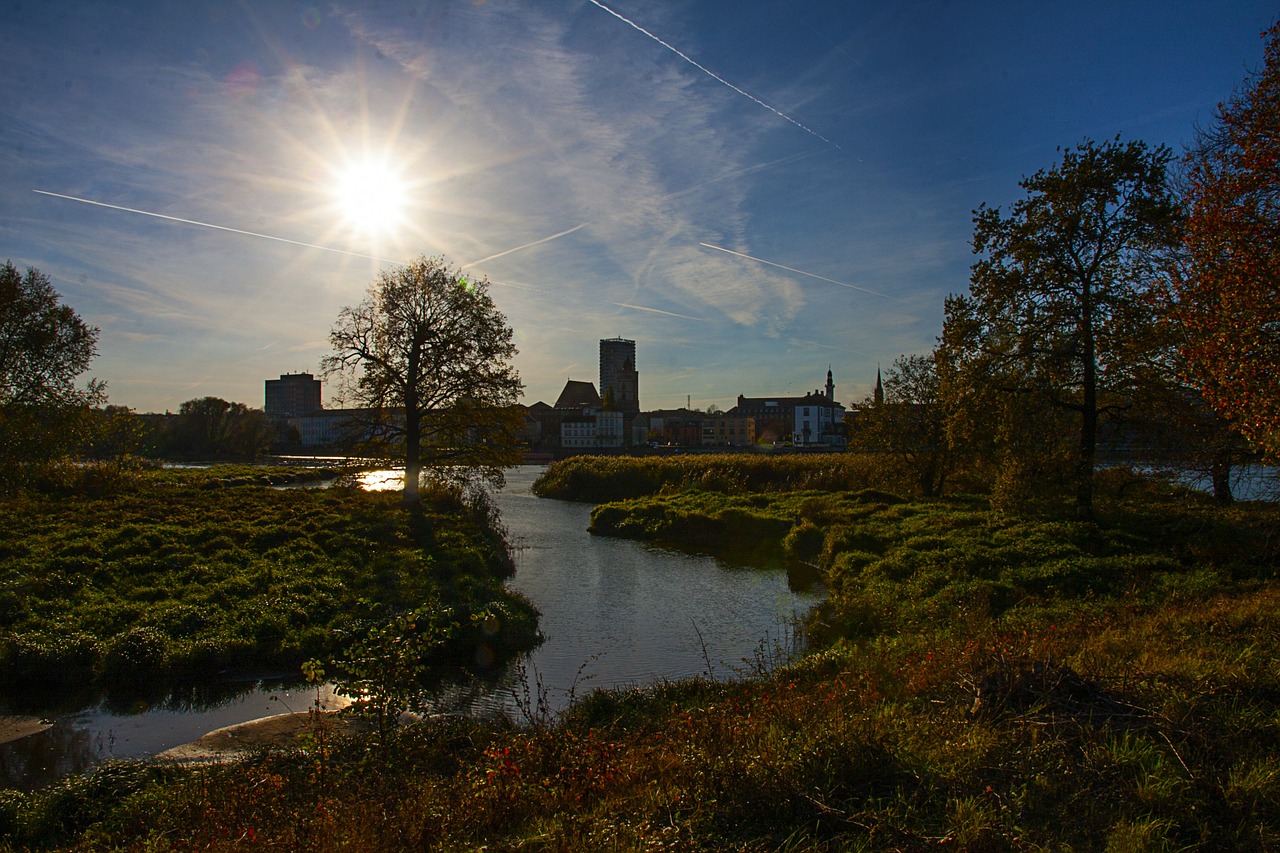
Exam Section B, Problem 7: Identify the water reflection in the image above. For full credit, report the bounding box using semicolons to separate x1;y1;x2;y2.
483;466;820;717
0;681;350;792
2;464;820;790
0;723;98;792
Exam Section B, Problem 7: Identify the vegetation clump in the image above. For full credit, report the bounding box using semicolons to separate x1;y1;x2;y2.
3;455;1278;850
532;453;903;502
0;466;537;697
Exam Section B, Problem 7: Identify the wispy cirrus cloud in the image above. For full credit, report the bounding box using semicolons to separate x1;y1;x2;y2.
334;3;813;333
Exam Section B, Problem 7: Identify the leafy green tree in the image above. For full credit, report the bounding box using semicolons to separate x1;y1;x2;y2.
0;261;105;481
849;351;953;497
0;261;101;407
1172;22;1280;460
323;256;525;506
941;138;1180;518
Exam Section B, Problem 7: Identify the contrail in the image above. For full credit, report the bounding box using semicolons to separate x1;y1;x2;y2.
464;223;587;267
699;242;898;301
611;302;707;322
585;0;839;150
33;190;400;264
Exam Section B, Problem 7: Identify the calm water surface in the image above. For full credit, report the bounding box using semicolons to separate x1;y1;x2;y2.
0;465;819;789
494;466;820;701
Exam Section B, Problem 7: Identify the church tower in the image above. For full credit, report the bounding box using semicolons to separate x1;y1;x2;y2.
825;367;835;402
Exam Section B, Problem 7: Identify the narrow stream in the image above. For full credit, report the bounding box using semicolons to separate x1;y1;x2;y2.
0;466;820;789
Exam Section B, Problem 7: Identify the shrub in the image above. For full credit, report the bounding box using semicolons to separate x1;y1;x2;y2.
99;626;170;684
782;519;825;562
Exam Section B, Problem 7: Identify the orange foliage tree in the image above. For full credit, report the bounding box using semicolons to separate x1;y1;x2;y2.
1174;22;1280;459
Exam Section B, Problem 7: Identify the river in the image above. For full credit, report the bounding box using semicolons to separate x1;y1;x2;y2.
0;466;820;790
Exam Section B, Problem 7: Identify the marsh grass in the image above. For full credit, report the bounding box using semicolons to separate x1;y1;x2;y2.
10;594;1277;850
4;464;1280;850
532;453;906;502
0;466;537;697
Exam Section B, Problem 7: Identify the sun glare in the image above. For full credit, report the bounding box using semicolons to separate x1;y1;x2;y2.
332;159;409;236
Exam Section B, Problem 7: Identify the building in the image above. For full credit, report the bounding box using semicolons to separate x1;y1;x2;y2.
554;379;602;410
727;369;847;447
599;338;640;413
700;414;757;447
265;372;322;417
792;394;845;446
525;378;625;451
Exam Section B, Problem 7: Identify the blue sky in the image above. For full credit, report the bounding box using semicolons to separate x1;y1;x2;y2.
2;1;1275;413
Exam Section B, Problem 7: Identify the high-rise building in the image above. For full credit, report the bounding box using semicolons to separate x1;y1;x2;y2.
599;337;639;413
265;372;322;417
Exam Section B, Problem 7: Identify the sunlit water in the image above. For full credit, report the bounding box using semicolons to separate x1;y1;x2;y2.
0;466;820;789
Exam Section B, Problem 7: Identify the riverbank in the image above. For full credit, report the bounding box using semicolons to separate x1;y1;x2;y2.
0;466;538;705
4;458;1278;848
0;717;50;747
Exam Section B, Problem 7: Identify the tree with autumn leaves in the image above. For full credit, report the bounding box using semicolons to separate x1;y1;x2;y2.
1172;22;1280;461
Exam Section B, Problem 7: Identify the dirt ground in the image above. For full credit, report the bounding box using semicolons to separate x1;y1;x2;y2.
156;711;373;762
0;716;52;746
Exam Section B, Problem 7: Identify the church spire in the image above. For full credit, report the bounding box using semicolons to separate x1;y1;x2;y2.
873;365;884;405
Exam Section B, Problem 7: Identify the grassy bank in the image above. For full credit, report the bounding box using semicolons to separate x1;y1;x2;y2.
531;452;904;502
0;467;538;697
5;501;1278;849
4;460;1279;849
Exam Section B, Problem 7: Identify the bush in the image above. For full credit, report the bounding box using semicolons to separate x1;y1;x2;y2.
1;630;98;688
99;626;170;684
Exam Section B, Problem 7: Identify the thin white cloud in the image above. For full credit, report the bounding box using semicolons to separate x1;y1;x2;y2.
33;191;400;264
699;242;901;301
464;223;587;267
610;302;707;322
335;4;813;332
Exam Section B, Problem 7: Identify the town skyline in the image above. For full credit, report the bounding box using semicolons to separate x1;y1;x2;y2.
3;2;1275;414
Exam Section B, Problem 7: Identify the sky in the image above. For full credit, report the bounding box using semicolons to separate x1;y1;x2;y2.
2;1;1276;414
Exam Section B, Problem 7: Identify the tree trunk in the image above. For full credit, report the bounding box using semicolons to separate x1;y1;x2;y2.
403;376;421;507
1076;281;1097;521
1211;452;1234;505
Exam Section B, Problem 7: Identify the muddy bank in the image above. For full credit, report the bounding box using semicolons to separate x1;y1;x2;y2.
0;716;52;746
157;710;371;763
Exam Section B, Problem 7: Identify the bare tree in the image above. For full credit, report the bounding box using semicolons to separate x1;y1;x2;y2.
323;257;524;506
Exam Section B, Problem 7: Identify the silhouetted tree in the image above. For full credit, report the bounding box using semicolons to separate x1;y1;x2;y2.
0;261;105;483
323;256;524;506
0;261;101;408
170;397;272;459
849;351;954;497
941;138;1179;518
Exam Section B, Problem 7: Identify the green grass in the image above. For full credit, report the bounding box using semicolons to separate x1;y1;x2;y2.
0;467;537;695
7;586;1278;849
4;461;1280;850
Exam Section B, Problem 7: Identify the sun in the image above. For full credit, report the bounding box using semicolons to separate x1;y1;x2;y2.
331;158;409;236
